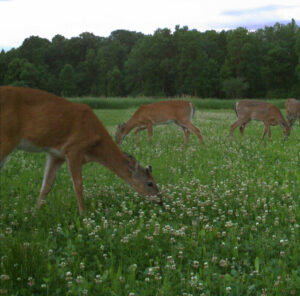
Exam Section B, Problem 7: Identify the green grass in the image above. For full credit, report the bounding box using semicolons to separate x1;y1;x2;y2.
1;108;300;295
69;97;288;110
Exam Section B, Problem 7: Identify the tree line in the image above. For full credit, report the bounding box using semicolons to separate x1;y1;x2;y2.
1;19;300;98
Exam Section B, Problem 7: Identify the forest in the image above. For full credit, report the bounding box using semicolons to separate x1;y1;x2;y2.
1;19;300;99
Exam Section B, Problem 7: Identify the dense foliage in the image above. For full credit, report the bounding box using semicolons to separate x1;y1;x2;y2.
1;20;300;98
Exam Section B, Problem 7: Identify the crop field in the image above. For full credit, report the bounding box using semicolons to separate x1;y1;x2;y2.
1;106;300;295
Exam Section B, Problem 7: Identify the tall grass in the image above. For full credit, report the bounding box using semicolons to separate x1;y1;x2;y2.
1;109;300;295
69;97;288;110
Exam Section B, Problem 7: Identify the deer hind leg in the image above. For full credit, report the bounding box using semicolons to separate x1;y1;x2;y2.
230;118;245;137
181;121;204;144
176;123;191;145
262;123;271;140
239;119;250;136
36;154;65;209
66;152;84;215
133;126;147;145
182;127;191;145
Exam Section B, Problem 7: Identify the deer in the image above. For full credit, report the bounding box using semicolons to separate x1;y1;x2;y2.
285;98;300;127
0;86;162;215
230;100;290;140
115;100;204;145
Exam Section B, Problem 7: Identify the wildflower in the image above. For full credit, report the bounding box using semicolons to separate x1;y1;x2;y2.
27;277;35;287
219;259;228;267
94;275;102;284
193;261;199;268
0;275;10;281
5;228;12;235
76;275;83;284
65;271;72;281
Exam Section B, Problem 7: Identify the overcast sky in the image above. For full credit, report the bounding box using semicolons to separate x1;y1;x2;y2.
1;0;300;51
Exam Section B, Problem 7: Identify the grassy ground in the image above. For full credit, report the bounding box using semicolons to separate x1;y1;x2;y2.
1;108;300;295
69;97;288;110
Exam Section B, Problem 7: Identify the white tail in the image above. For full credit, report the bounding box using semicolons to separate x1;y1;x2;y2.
0;86;162;215
285;98;300;128
115;100;204;145
230;100;290;139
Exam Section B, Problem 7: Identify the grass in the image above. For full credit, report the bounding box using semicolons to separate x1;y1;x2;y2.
69;97;288;110
1;107;300;295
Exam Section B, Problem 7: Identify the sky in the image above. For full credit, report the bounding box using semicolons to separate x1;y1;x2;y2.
1;0;300;51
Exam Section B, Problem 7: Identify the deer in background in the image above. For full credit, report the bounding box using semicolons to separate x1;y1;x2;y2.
115;100;204;145
0;86;162;215
230;100;290;140
285;98;300;127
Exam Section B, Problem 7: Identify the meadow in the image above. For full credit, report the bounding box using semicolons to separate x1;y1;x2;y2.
1;103;300;295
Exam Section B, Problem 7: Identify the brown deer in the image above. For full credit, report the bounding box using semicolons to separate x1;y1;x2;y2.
0;86;162;215
285;98;300;127
230;100;290;139
115;100;204;145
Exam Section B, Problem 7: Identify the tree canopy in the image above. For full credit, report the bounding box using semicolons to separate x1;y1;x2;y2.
1;20;300;98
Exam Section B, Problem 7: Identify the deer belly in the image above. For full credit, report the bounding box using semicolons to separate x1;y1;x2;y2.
17;139;64;157
153;120;174;126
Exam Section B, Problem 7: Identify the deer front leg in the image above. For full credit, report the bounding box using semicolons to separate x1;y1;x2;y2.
239;120;250;136
262;123;271;140
230;119;242;137
37;154;65;209
67;152;85;215
183;122;204;144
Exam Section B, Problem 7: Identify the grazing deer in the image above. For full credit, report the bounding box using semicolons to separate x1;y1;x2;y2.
285;98;300;127
115;100;204;145
230;100;290;139
0;86;162;215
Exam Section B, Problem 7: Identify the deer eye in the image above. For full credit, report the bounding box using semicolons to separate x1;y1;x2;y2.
147;182;154;187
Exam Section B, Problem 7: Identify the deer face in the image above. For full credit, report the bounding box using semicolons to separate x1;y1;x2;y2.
115;123;126;144
126;154;162;205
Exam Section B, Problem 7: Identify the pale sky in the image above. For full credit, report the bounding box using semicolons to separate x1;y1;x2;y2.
1;0;300;51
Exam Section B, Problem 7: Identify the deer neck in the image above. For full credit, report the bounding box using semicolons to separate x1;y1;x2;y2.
123;119;138;135
95;137;131;181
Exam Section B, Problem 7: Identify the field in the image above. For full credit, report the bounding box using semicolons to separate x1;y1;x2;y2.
1;104;300;295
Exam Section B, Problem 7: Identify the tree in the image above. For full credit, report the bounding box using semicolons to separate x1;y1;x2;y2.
20;62;40;88
107;66;123;97
59;64;77;96
222;78;249;98
4;58;26;85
